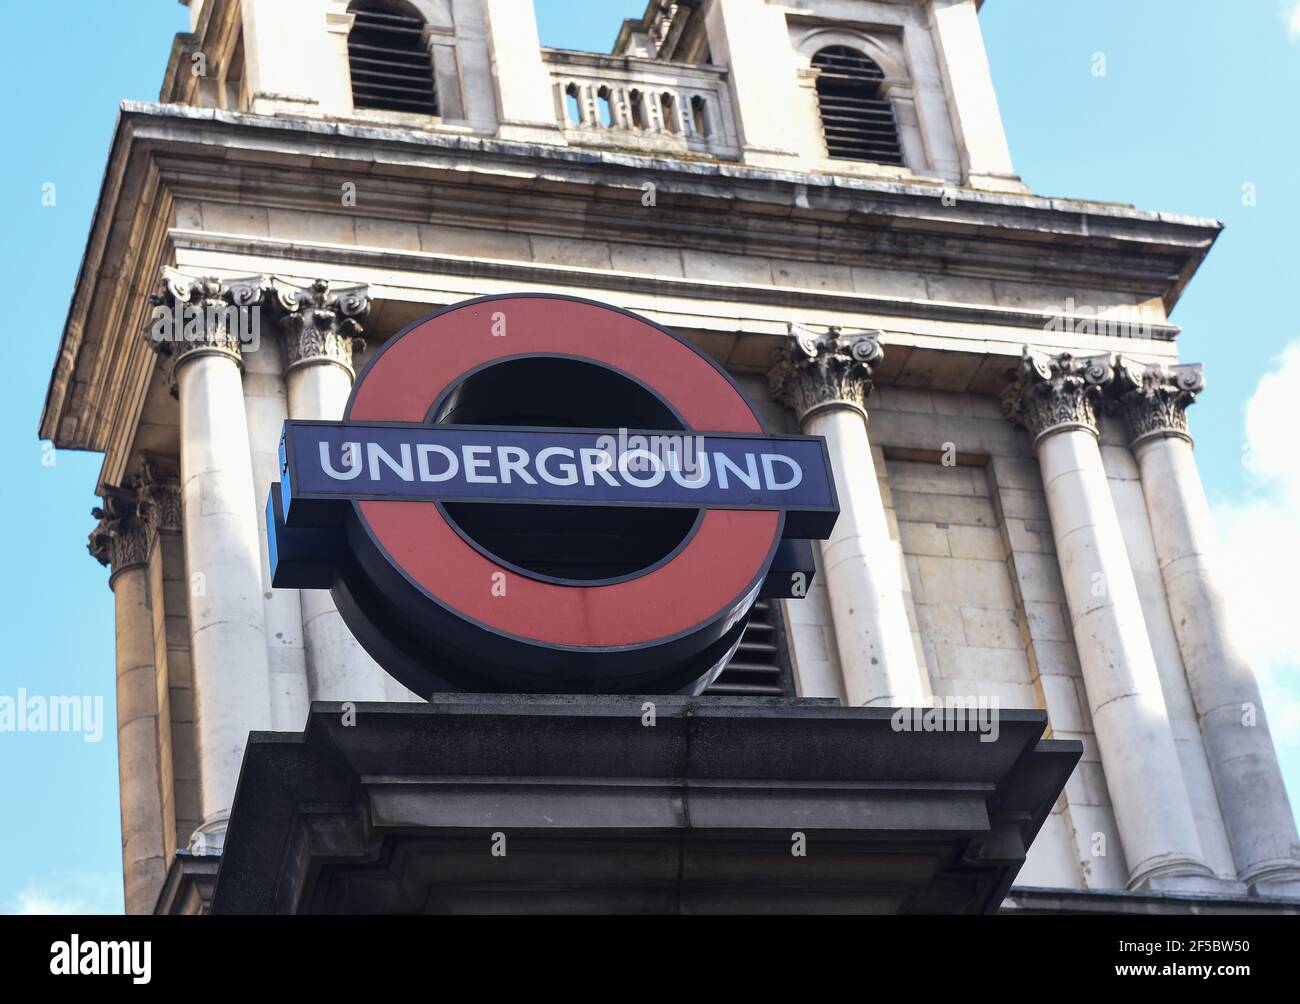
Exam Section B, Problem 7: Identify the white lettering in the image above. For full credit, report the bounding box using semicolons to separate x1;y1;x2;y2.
618;449;666;487
462;445;498;484
496;446;538;485
580;447;619;486
320;441;363;480
49;935;151;984
715;452;760;490
668;448;710;489
367;443;414;482
761;453;802;491
536;447;579;485
417;444;458;482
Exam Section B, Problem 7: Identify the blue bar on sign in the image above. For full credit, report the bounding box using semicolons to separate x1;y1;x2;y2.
282;421;837;513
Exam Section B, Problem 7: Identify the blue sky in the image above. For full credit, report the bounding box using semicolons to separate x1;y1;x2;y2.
1;1;1297;913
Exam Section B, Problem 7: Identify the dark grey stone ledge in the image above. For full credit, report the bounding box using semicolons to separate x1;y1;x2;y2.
210;695;1078;915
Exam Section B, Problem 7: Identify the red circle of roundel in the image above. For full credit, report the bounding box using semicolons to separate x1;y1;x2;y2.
345;295;781;650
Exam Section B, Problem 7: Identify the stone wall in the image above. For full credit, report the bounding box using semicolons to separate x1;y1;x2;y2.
810;384;1239;890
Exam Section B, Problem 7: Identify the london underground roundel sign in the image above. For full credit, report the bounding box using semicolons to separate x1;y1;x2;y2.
267;294;839;696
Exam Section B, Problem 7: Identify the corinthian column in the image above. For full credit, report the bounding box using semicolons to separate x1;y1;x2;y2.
149;270;273;851
270;278;390;703
89;485;166;913
240;293;310;732
1004;350;1216;891
1113;359;1300;896
769;326;924;707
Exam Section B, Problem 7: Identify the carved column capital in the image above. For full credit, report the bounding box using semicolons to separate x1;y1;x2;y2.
270;277;370;378
147;269;266;393
136;457;183;544
1002;349;1114;445
1110;358;1204;448
768;323;885;425
89;485;149;583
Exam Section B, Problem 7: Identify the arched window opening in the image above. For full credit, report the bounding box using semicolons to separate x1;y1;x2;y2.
628;89;646;129
565;83;583;126
660;92;677;133
812;46;902;164
347;1;438;115
690;95;709;137
597;86;615;128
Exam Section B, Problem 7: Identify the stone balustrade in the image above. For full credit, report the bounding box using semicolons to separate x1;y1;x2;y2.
543;49;740;160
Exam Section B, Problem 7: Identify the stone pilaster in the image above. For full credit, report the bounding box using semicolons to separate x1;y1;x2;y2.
1004;348;1217;891
769;324;923;708
928;0;1027;192
1112;358;1300;895
133;458;186;861
481;0;566;142
270;277;369;379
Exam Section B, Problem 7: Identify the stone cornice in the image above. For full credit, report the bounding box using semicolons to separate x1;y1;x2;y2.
269;277;370;378
130;104;1216;289
89;485;149;582
38;100;1218;456
115;98;1218;223
1110;357;1204;448
170;229;1184;341
1002;349;1114;445
769;323;884;424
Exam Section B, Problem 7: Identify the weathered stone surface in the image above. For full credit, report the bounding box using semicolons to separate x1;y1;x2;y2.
210;696;1079;915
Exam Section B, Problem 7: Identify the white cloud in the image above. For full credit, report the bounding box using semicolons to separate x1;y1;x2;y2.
1210;341;1300;748
1286;1;1300;40
8;888;83;915
2;874;120;915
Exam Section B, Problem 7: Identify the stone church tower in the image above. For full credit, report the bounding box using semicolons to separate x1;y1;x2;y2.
41;0;1300;913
